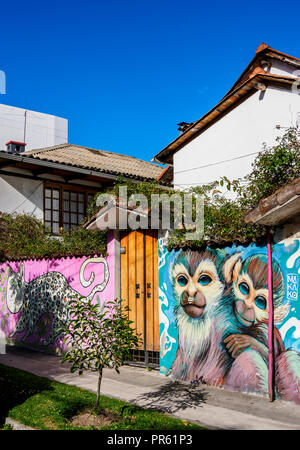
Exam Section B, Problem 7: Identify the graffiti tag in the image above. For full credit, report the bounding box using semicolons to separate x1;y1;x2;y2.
287;273;298;301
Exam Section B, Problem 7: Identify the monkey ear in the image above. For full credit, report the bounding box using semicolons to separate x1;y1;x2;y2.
274;303;290;323
222;253;242;284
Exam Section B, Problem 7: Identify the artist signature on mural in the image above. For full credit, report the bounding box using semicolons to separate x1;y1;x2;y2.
287;273;298;301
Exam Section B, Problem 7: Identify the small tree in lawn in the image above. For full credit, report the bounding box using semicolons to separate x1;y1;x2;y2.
61;297;140;412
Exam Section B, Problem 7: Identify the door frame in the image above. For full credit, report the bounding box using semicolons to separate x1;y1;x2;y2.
120;229;159;367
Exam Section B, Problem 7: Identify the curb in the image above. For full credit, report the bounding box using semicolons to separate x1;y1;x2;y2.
5;417;36;430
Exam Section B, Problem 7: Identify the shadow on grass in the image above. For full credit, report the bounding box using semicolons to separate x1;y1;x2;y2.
0;363;53;426
133;380;208;414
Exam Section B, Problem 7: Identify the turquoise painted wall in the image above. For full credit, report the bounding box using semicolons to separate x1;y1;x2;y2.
159;238;300;402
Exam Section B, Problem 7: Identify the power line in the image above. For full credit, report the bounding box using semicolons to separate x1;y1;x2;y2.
174;150;260;175
174;178;249;187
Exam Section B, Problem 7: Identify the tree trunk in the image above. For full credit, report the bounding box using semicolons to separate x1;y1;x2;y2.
96;367;103;412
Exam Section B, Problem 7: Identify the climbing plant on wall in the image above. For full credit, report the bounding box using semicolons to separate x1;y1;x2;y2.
0;213;107;261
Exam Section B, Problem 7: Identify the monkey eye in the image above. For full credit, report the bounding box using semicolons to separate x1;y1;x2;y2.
198;274;212;286
177;275;188;287
239;282;250;295
254;296;267;310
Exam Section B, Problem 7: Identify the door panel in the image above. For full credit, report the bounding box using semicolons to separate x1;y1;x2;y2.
128;230;136;329
135;230;145;349
120;230;159;358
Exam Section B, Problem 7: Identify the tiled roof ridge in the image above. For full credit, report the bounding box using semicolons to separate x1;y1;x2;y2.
226;43;300;97
27;142;164;168
156;165;172;181
256;42;300;63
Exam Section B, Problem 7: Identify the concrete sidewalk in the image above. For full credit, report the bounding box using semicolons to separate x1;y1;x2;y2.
1;346;300;430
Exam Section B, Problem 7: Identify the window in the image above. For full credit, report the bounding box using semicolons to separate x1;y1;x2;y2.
44;183;97;233
44;187;60;234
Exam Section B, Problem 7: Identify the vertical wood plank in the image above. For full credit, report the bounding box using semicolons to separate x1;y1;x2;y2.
136;230;145;349
145;230;154;351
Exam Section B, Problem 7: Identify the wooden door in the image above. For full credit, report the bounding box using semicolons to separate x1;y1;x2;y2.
120;230;159;364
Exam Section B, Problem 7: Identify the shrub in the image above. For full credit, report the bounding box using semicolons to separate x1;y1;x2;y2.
0;213;107;261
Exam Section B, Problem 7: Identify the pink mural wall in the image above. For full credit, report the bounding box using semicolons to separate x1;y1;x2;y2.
0;235;115;354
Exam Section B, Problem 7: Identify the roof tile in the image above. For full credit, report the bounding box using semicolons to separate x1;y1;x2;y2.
25;143;165;182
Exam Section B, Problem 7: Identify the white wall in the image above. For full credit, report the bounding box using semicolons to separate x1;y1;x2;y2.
0;104;68;151
174;85;300;189
0;174;43;219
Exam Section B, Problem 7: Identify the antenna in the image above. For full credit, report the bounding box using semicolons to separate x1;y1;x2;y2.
24;110;27;143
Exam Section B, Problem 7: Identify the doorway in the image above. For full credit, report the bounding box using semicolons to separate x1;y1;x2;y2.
120;230;159;367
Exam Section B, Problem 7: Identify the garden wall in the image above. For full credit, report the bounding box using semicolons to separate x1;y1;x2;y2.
0;236;115;354
159;236;300;403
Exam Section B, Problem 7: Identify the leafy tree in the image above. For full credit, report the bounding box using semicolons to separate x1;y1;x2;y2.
61;298;140;412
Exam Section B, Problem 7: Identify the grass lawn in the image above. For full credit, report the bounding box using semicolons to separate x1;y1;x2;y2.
0;364;206;430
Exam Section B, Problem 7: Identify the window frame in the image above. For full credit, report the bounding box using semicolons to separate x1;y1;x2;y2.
43;182;98;233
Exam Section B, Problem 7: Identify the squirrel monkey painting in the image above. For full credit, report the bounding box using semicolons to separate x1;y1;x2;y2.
166;249;300;402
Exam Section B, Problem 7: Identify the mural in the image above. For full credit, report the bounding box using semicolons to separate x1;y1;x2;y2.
0;254;113;352
159;238;300;403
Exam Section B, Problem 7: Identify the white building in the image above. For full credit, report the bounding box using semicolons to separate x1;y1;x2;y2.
0;104;68;151
153;43;300;190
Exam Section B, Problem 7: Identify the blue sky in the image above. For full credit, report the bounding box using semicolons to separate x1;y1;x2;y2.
1;0;300;164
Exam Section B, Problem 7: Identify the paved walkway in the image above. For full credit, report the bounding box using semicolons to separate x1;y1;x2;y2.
1;346;300;430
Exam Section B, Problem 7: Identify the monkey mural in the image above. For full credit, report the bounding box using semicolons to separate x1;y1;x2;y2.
275;347;300;403
218;253;300;401
162;246;300;402
214;254;289;395
168;249;228;384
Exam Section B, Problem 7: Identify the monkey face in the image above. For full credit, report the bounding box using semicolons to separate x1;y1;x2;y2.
222;253;288;327
171;256;224;319
232;272;269;326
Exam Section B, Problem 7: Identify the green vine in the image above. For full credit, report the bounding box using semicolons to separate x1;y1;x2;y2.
0;214;107;261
